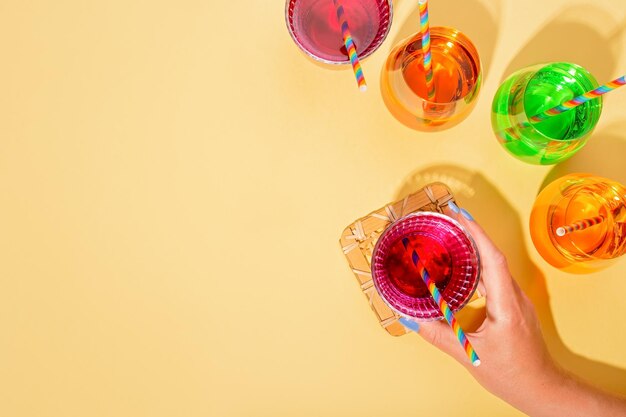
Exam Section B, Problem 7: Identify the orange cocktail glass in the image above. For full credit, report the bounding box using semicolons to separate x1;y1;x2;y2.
530;174;626;273
381;27;482;131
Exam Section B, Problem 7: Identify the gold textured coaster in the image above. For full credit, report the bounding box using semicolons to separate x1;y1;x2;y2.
339;182;457;336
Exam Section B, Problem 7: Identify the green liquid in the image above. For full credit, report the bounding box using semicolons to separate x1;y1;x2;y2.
524;65;596;140
491;62;602;165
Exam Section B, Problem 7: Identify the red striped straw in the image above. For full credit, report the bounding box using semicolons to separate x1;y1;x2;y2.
332;0;367;92
418;0;435;100
556;215;605;237
403;238;481;367
529;75;626;123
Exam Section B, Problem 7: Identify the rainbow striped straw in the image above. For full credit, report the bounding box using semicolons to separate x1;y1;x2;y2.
418;0;435;100
529;75;626;123
332;0;367;92
556;215;605;237
402;238;481;367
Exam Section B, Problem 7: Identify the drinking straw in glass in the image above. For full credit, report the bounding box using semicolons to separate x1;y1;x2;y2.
556;215;605;237
529;75;625;123
403;238;481;366
333;0;367;91
417;0;435;99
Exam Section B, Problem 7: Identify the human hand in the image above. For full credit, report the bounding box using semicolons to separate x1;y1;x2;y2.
402;202;560;408
399;202;626;416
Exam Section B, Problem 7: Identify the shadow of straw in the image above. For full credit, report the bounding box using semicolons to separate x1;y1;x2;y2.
395;164;626;396
390;0;501;81
501;6;625;83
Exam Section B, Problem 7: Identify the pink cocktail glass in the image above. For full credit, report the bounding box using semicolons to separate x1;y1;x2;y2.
371;212;481;321
285;0;393;64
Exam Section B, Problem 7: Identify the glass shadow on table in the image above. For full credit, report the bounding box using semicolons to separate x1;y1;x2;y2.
540;121;626;193
394;164;626;397
500;5;624;84
390;0;501;81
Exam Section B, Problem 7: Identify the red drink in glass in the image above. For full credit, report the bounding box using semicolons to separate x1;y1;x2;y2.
285;0;392;64
371;212;480;321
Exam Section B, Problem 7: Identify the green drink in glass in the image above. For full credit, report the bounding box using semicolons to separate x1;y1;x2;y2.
491;62;602;165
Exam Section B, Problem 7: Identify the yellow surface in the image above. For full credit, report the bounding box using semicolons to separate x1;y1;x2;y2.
1;0;625;416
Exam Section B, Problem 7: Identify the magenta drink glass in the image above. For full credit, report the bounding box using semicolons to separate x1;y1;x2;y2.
285;0;393;64
371;212;481;321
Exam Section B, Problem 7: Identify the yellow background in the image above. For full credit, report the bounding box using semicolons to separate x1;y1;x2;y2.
1;0;625;416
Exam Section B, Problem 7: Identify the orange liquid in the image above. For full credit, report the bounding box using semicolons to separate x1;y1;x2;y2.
530;174;626;273
380;27;481;131
401;43;478;104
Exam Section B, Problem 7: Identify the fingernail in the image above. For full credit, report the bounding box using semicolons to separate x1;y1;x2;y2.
399;317;420;332
448;201;460;214
460;208;475;222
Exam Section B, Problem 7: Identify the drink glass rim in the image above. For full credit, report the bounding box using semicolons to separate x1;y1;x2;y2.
517;62;603;144
284;0;394;65
530;173;626;272
371;211;481;321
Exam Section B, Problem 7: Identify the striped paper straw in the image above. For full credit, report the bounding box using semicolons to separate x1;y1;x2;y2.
402;238;481;367
418;0;435;99
556;215;605;237
333;0;367;92
529;75;626;123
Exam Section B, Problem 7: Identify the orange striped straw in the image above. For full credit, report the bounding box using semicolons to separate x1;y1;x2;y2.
418;0;435;99
403;238;481;366
556;215;605;237
333;0;367;91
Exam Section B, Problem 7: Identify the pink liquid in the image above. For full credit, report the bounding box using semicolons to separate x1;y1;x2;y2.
384;234;452;298
286;0;391;63
371;212;480;321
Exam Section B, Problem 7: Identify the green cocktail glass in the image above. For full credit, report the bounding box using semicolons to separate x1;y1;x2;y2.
491;62;602;165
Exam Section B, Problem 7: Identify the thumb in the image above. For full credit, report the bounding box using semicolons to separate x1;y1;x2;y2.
401;318;470;365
